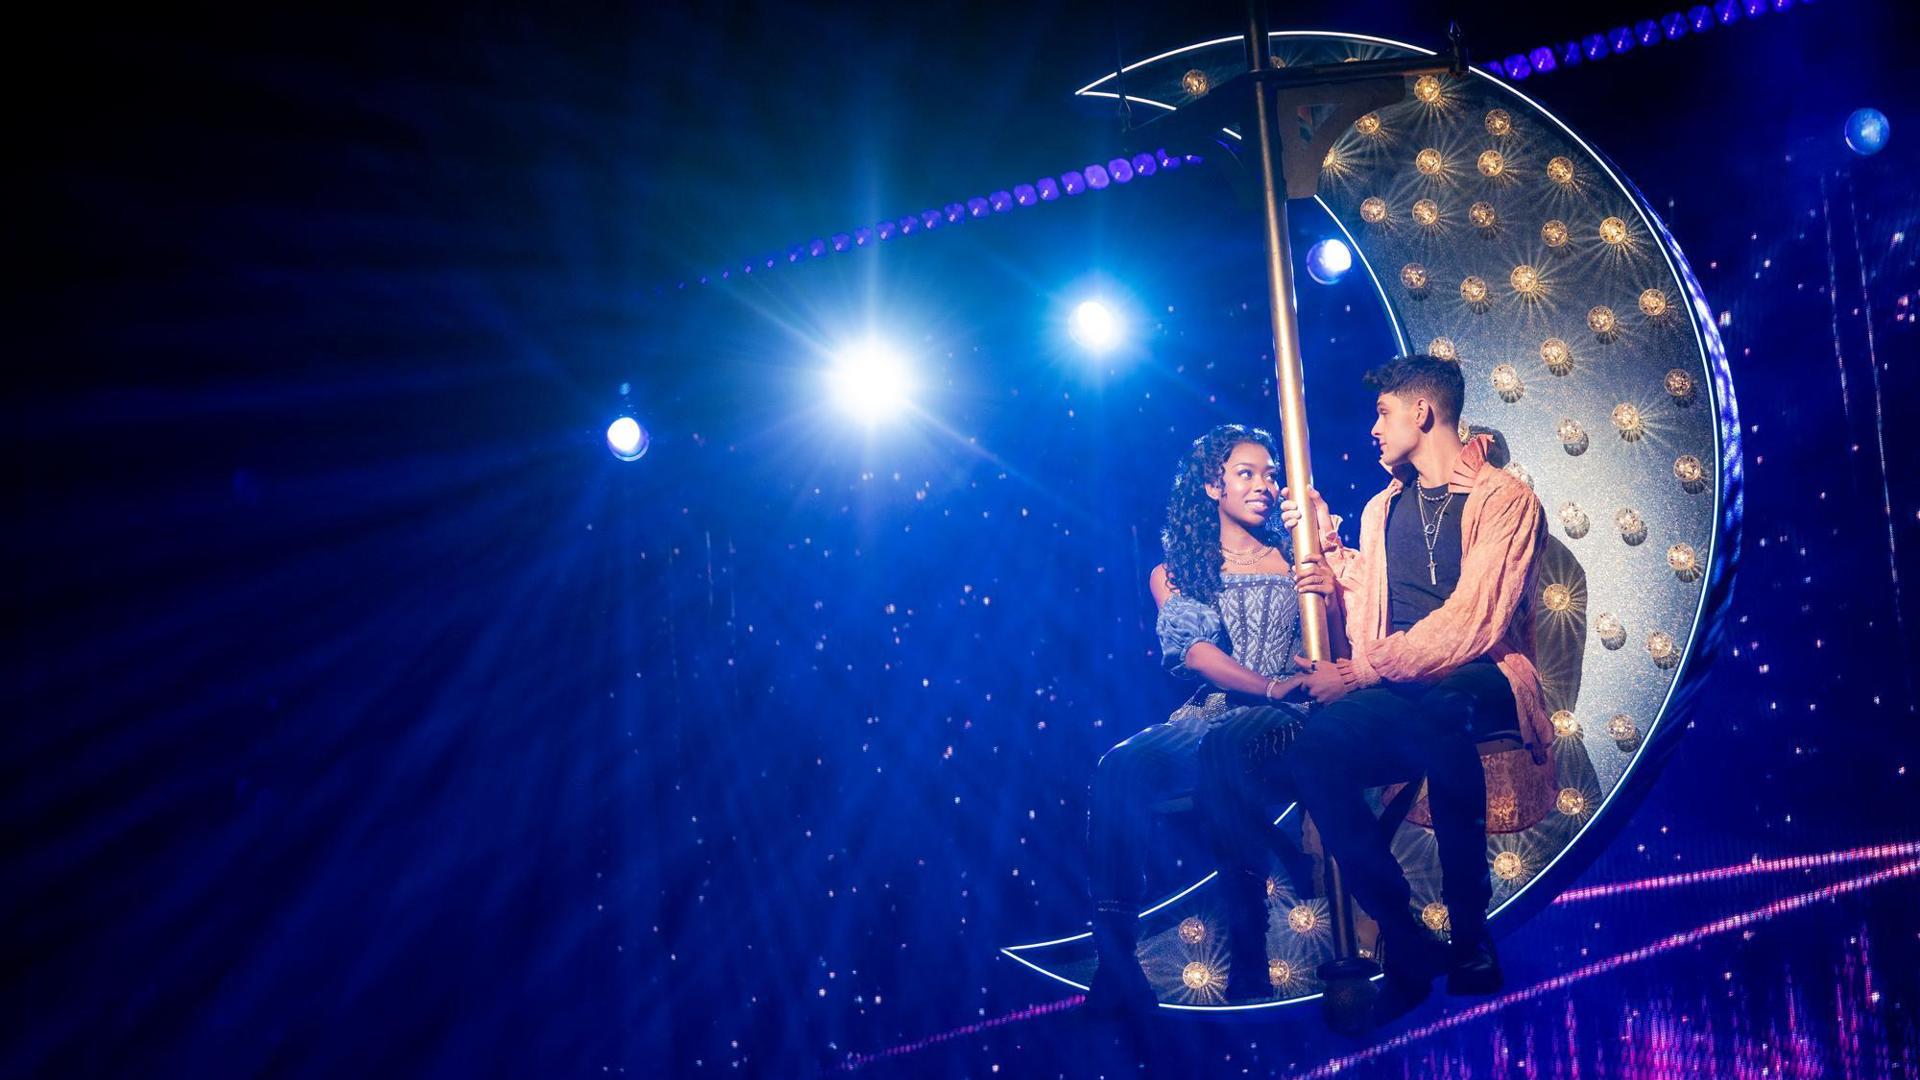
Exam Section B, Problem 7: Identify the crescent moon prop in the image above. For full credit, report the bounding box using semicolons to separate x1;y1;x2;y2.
1002;30;1740;1013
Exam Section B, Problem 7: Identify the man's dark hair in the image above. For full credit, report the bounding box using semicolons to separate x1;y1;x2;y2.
1363;354;1465;425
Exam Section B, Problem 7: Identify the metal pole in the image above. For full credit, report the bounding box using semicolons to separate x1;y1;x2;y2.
1244;1;1371;989
1242;2;1329;663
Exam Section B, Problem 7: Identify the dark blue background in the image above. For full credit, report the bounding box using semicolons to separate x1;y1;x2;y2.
9;2;1918;1075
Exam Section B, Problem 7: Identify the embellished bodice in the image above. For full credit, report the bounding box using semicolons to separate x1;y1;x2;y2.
1156;573;1302;681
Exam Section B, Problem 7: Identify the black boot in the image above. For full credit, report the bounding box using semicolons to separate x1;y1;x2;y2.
1446;932;1504;995
1086;906;1157;1015
1222;871;1273;1002
1371;918;1448;1025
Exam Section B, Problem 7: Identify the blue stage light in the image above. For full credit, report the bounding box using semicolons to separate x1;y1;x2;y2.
1609;26;1634;53
1062;171;1085;195
1530;46;1556;74
1067;299;1122;353
828;341;913;424
1305;237;1353;285
1107;158;1133;183
1014;183;1037;206
1845;108;1890;155
1504;53;1531;79
607;417;650;461
1085;164;1111;189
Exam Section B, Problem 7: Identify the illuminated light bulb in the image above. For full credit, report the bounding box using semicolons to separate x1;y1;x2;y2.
1588;305;1619;339
1504;461;1534;489
1410;198;1440;227
1665;369;1696;400
1427;337;1457;361
1287;905;1318;933
1422;902;1451;931
1669;542;1702;582
1269;959;1295;987
1675;453;1707;493
1552;710;1581;738
1599;216;1630;246
1542;337;1573;375
1639;288;1670;317
1541;219;1570;248
1182;69;1210;96
1558;418;1589;456
1470;201;1497;229
1477;149;1506;177
1485;109;1513;136
1182;961;1217;990
1668;543;1698;573
1559;502;1591;538
1616;507;1648;545
1460;275;1490;307
1556;788;1588;816
1178;917;1207;944
1547;156;1575;184
1354;112;1382;136
1596;613;1626;650
1413;74;1443;104
1607;713;1638;742
1648;630;1678;667
1611;402;1645;440
1266;877;1282;899
1359;196;1388;223
1400;263;1430;293
1542;583;1572;612
1492;851;1526;881
1491;363;1523;402
1415;148;1444;175
1510;263;1541;296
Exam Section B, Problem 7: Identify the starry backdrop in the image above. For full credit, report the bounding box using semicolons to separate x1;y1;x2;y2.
6;2;1918;1076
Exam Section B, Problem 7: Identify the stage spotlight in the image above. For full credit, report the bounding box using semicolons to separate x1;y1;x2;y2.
827;340;913;423
607;416;650;461
1845;108;1889;156
1306;238;1352;285
1067;299;1122;353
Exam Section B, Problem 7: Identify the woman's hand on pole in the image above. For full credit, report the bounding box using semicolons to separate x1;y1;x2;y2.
1292;554;1334;598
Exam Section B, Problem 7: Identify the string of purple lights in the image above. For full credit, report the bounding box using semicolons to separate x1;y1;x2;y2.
1481;0;1819;81
675;148;1202;290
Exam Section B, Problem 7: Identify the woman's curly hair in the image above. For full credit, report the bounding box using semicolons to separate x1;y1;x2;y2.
1161;424;1291;606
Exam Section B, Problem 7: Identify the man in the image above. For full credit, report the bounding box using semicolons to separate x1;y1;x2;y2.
1202;354;1553;1017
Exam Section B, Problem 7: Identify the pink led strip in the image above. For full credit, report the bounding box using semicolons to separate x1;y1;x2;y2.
837;994;1085;1070
1296;857;1920;1078
1551;840;1920;904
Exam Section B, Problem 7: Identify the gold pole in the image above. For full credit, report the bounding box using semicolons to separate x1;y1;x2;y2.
1243;17;1330;664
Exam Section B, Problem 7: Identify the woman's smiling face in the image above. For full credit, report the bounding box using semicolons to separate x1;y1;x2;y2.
1206;441;1280;532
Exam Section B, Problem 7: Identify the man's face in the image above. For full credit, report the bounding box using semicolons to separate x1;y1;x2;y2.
1370;391;1426;469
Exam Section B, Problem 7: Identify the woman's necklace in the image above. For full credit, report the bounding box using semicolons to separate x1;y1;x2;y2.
1413;483;1456;586
1220;539;1271;566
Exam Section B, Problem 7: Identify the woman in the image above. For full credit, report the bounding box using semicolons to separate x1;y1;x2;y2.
1085;424;1334;1012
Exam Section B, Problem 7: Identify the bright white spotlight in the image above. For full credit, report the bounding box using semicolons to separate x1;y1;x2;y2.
607;416;649;461
1305;238;1353;285
828;340;912;423
1068;299;1122;352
